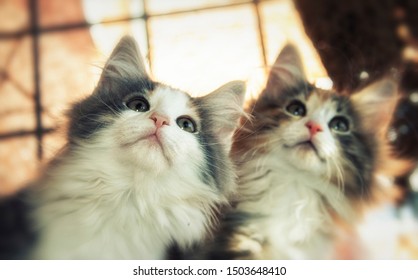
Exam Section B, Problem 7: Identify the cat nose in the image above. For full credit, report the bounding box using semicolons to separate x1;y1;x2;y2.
150;113;170;128
306;121;323;136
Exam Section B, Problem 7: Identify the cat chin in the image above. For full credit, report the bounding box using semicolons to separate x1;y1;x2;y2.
121;145;171;173
281;145;327;173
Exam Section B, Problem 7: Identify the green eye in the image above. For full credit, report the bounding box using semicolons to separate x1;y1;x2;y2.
286;100;306;117
176;116;197;133
126;97;150;112
329;116;350;132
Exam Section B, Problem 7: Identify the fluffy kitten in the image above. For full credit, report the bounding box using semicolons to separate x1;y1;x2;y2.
209;44;396;259
0;36;245;259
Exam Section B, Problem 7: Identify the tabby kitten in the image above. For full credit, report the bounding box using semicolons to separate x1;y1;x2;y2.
0;36;245;259
210;44;396;259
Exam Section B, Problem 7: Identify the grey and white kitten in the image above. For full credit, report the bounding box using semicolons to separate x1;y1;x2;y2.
209;44;396;259
0;36;245;259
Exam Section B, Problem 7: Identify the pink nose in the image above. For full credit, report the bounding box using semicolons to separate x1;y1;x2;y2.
306;121;323;136
150;113;170;128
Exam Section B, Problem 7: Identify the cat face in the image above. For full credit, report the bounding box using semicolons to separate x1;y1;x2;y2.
234;44;397;197
270;86;361;175
68;36;245;186
111;85;203;172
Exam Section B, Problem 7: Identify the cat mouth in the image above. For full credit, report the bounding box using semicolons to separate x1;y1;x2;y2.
122;131;172;162
146;133;161;144
286;141;325;161
140;132;167;149
122;131;163;148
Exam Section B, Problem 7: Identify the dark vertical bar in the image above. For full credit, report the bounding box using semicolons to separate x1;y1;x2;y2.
142;0;153;74
29;0;44;159
253;0;268;68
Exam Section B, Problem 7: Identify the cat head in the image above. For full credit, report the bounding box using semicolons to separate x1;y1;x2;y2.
234;44;397;198
67;36;245;190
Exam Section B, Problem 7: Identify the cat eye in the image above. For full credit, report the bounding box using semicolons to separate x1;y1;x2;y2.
329;116;350;133
126;97;150;112
176;116;197;133
286;100;306;117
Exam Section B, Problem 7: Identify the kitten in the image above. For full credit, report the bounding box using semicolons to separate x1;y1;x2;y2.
0;35;245;259
209;44;397;259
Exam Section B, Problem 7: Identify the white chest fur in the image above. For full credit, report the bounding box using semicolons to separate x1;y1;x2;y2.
234;154;353;259
30;147;222;259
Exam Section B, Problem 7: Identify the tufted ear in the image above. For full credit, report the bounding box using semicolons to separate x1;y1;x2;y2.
351;78;399;136
264;44;307;97
197;81;246;151
97;35;149;88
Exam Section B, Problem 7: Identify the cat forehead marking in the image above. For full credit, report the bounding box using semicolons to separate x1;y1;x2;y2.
305;90;339;122
149;86;192;117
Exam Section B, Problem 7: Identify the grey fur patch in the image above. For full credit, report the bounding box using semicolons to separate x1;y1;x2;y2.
208;211;262;260
0;191;37;259
193;98;233;191
68;77;156;141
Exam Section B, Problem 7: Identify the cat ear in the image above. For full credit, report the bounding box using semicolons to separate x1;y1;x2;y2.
351;78;399;136
265;44;307;95
98;35;148;86
198;81;246;151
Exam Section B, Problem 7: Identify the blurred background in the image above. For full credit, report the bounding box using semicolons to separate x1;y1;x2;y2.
0;0;417;259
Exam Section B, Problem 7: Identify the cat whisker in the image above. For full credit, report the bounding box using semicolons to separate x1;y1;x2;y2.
329;156;345;195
